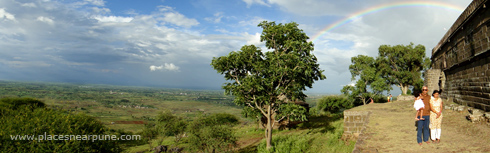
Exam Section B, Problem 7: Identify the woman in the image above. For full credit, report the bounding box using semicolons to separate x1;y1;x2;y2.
430;90;443;143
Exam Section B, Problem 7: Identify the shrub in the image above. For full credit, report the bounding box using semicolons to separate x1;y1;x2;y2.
0;97;45;109
316;95;353;113
256;134;309;153
202;113;239;126
0;104;121;152
156;111;187;143
186;113;238;152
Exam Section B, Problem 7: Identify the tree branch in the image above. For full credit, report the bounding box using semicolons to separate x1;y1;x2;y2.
253;95;267;116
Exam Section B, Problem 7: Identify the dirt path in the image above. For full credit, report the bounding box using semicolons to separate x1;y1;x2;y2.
349;100;490;152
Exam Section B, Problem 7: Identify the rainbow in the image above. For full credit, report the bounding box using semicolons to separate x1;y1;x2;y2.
310;1;466;42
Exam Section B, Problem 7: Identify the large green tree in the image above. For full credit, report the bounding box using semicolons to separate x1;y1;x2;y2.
376;43;431;95
211;21;325;149
341;55;389;105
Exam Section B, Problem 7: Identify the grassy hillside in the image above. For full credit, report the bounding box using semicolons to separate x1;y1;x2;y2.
0;80;353;152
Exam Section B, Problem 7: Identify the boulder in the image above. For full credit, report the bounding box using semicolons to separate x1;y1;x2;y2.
467;110;484;123
456;106;465;112
467;114;481;123
152;145;168;153
169;147;184;153
444;105;452;110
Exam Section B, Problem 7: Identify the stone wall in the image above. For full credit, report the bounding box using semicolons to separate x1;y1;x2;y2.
396;95;413;101
343;111;370;138
430;0;490;112
424;69;442;93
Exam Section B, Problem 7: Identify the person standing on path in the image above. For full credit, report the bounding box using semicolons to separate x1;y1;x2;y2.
430;90;443;143
416;86;432;145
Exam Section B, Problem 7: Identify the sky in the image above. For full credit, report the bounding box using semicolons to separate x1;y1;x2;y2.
0;0;472;94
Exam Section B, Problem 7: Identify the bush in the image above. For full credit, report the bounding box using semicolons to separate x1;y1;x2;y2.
372;94;388;103
155;111;187;143
0;97;45;109
186;113;238;152
0;102;121;152
256;134;309;153
202;113;239;126
316;95;353;113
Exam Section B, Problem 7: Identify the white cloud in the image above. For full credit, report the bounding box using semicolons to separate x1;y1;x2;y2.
91;7;110;14
21;3;37;8
242;0;270;7
37;16;54;25
160;12;199;28
149;63;180;71
205;12;224;23
93;15;133;23
76;0;105;6
86;0;105;6
158;5;174;12
238;16;266;27
243;32;263;46
0;8;15;21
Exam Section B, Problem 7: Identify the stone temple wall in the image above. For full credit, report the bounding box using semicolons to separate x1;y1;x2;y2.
430;0;490;112
343;111;370;138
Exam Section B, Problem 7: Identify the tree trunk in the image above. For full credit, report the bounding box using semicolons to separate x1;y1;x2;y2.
361;97;366;105
266;104;272;150
401;85;409;95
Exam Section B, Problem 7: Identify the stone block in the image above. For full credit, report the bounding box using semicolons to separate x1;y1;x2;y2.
445;105;453;110
457;106;465;112
485;113;490;120
467;113;484;123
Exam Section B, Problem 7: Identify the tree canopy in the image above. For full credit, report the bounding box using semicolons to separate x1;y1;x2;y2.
341;55;389;105
211;21;325;149
342;43;430;104
376;43;431;94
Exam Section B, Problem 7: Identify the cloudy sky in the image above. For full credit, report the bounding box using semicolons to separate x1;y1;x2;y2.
0;0;472;94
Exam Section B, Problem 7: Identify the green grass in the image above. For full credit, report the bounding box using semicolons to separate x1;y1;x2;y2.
0;81;350;152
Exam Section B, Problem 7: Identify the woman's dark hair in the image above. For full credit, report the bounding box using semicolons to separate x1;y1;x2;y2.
413;91;420;97
432;90;440;96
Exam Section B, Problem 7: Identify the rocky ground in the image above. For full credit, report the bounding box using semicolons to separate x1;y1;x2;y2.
348;100;490;153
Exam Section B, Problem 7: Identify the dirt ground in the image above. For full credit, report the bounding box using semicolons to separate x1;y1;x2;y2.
349;100;490;153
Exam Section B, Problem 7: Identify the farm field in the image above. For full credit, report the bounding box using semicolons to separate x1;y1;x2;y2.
1;80;352;152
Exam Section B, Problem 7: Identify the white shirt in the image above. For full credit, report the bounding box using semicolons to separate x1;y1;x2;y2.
414;99;424;110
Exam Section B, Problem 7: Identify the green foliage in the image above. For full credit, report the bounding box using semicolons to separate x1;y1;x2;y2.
342;43;430;103
155;111;187;143
202;113;240;126
342;55;390;105
276;103;308;122
376;42;430;94
140;123;158;143
241;106;263;120
0;97;46;109
256;134;309;153
406;89;412;95
186;113;238;153
211;21;325;148
316;95;353;113
0;102;121;152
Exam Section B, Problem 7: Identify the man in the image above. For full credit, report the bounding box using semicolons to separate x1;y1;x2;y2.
417;86;432;145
